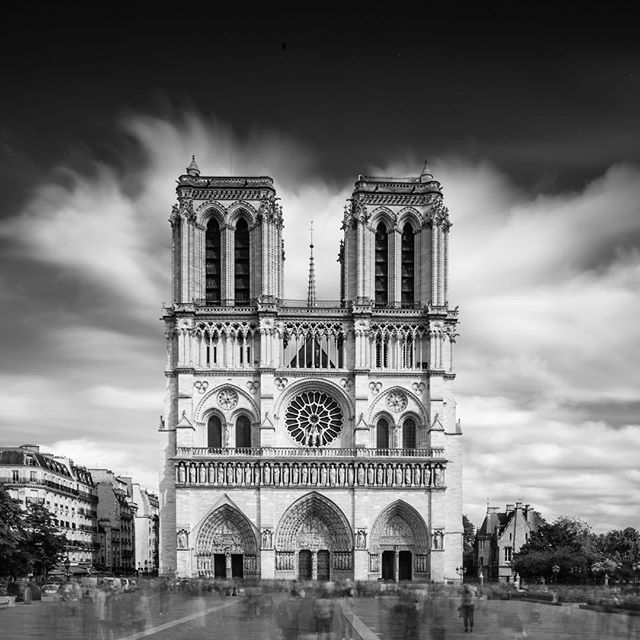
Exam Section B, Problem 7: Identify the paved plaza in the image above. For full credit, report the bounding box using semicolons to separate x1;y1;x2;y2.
0;591;639;640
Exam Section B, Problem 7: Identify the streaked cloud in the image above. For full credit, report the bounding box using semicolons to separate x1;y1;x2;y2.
1;110;639;532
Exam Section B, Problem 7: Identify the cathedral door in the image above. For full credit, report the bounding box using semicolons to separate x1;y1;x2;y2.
231;554;244;578
299;550;312;580
399;551;412;581
381;551;395;581
214;554;226;578
317;550;330;581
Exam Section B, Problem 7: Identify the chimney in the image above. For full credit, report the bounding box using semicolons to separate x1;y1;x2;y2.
20;444;40;453
506;504;515;513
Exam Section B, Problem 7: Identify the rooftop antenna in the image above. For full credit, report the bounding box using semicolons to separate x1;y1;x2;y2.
307;220;317;307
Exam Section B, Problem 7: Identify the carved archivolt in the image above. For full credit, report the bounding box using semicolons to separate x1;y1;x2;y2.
275;492;352;552
369;500;430;554
196;504;257;556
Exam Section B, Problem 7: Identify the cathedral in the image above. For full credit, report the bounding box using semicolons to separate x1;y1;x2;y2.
159;158;462;583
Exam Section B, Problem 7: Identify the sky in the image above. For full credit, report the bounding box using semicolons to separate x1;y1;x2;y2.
1;3;639;533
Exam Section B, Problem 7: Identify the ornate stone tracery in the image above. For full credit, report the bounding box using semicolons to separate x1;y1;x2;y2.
369;500;430;555
285;390;343;447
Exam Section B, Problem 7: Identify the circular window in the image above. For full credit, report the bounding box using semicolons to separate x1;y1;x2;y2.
285;391;343;447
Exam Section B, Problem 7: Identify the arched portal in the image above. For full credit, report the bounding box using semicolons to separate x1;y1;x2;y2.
369;501;430;582
195;504;258;578
275;492;353;581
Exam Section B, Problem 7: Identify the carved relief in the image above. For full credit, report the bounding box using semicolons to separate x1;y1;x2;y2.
386;391;408;413
177;529;189;550
194;380;209;394
369;381;383;395
356;529;367;549
274;377;288;391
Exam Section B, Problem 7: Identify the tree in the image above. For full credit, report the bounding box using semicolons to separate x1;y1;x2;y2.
0;484;26;577
0;484;67;579
594;527;640;583
22;502;68;578
513;516;597;583
462;514;476;574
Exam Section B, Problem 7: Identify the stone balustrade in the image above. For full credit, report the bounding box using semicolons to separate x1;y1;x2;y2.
175;446;445;459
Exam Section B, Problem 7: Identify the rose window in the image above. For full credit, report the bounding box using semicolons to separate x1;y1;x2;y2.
285;391;343;447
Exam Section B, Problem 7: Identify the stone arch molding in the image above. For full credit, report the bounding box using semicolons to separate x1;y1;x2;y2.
368;386;427;427
227;201;259;227
369;500;430;554
274;377;354;419
195;383;259;424
275;492;352;552
195;499;258;556
196;202;227;227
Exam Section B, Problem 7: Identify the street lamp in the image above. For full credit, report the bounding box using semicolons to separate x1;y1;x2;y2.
552;565;560;584
64;556;71;582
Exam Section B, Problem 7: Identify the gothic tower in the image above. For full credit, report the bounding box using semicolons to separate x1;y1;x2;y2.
159;159;462;583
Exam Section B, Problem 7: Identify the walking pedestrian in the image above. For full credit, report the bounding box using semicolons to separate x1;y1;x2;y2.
313;586;335;640
276;587;301;640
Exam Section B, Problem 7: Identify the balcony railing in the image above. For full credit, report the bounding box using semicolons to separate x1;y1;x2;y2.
176;447;444;459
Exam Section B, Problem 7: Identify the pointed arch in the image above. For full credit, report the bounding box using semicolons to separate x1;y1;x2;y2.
205;217;222;303
374;222;389;306
275;492;352;551
234;217;250;303
369;500;430;553
401;222;415;306
196;503;258;555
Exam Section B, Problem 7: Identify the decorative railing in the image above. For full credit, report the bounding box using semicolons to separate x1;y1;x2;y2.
176;447;444;459
339;608;379;640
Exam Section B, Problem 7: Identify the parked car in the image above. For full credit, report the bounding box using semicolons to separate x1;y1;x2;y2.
6;582;28;602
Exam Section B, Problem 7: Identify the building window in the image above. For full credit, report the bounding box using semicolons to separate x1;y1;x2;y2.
235;415;251;448
375;223;389;306
12;470;19;482
205;218;221;303
402;418;416;449
401;223;415;306
30;471;37;482
207;415;223;448
234;218;250;303
376;418;390;449
504;546;513;562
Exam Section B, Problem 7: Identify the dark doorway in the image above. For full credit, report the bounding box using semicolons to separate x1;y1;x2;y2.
399;551;412;581
382;550;395;581
214;554;226;578
299;550;312;580
231;554;244;578
317;550;330;581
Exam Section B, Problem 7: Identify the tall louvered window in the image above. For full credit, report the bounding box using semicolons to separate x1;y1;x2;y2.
235;415;251;448
235;218;250;303
401;223;414;306
402;418;416;449
205;218;221;303
375;223;389;306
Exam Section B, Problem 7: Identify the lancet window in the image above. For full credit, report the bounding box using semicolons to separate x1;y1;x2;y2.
235;415;251;448
402;418;417;449
375;223;389;306
401;223;415;306
205;218;222;303
191;321;258;369
282;322;345;369
376;418;390;449
370;323;428;371
208;415;223;448
234;218;250;304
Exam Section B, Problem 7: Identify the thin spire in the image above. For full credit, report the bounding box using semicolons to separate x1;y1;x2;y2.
186;155;201;176
419;159;433;182
307;220;317;307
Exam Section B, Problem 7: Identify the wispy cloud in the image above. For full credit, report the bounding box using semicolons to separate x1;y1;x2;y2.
1;110;639;531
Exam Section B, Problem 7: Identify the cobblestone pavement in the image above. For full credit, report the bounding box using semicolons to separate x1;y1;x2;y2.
1;593;639;640
353;596;640;639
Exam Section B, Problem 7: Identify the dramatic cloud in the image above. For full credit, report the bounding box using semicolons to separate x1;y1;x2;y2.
1;110;639;531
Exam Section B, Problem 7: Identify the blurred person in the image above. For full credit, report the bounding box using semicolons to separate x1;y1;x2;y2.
313;586;335;640
458;583;477;633
276;587;301;640
158;576;170;615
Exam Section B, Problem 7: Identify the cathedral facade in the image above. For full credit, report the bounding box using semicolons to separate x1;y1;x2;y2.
159;158;462;582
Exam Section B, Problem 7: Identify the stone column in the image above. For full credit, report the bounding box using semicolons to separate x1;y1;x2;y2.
225;550;232;579
312;551;318;581
394;550;400;583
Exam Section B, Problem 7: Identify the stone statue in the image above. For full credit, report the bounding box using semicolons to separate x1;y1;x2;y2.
395;465;403;486
329;464;337;486
283;464;290;485
217;464;224;485
347;465;354;486
244;463;252;485
413;464;421;486
404;465;412;486
386;465;393;486
189;465;196;484
273;464;281;485
310;464;318;485
263;463;271;484
338;464;346;486
366;465;374;485
320;464;327;486
226;464;234;485
177;530;188;549
356;530;367;549
292;464;299;485
301;464;308;485
434;464;444;487
235;464;243;485
178;465;186;483
376;465;384;485
262;529;272;549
